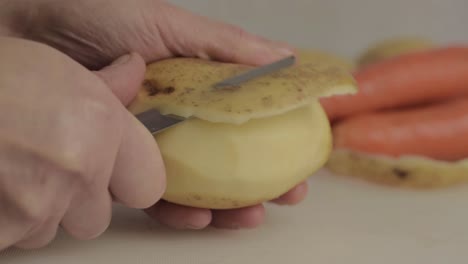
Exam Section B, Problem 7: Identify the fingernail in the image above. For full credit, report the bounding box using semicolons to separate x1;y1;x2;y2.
111;53;132;66
229;223;241;230
184;224;203;230
277;47;294;56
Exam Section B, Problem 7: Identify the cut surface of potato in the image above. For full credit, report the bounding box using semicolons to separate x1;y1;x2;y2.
156;101;331;209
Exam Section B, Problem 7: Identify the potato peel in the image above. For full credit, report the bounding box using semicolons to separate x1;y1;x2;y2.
128;50;357;124
326;149;468;189
126;49;357;209
356;36;435;67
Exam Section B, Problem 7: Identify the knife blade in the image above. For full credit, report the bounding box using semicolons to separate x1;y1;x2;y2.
136;55;296;135
212;55;296;89
135;109;184;134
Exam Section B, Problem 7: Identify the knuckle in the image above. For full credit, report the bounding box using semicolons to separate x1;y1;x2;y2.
66;96;122;140
217;24;254;62
56;96;122;186
230;25;249;40
80;96;118;125
17;197;50;226
13;174;52;225
0;140;71;228
52;152;92;187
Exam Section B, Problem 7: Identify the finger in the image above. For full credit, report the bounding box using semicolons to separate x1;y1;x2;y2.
60;191;113;240
144;200;211;230
0;139;76;250
96;53;166;209
15;214;62;249
110;112;166;209
58;54;136;239
158;2;295;66
0;203;31;250
270;181;309;205
211;204;266;229
94;52;146;106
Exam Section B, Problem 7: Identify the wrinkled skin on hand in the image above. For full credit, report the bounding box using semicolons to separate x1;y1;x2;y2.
0;37;164;250
2;0;308;231
10;0;293;70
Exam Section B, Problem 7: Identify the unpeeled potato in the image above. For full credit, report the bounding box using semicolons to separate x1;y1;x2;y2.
327;149;468;189
356;36;435;67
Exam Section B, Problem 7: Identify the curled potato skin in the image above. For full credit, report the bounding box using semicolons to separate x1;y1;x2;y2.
326;149;468;189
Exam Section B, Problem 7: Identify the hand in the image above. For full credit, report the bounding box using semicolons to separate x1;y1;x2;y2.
0;37;164;250
8;0;308;230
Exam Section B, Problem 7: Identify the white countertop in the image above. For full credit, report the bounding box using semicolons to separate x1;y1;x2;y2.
2;169;468;264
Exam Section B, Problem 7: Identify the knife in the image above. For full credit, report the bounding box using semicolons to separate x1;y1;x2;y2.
135;55;296;134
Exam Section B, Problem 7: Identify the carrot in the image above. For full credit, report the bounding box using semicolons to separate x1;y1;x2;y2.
320;46;468;122
332;97;468;161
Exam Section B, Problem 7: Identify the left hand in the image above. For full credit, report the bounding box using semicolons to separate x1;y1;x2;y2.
6;0;308;230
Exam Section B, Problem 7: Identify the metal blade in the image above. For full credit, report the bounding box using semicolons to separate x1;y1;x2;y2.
212;55;296;89
135;108;184;135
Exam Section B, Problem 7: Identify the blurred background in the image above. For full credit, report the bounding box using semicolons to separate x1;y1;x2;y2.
169;0;468;60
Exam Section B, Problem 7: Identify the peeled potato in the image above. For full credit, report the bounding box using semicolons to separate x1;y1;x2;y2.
128;50;357;209
326;149;468;189
158;101;331;209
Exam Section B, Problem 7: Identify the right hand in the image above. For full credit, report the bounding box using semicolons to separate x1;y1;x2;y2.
0;37;165;250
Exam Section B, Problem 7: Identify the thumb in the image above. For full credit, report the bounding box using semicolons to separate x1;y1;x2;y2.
159;2;295;66
96;52;166;209
95;52;146;106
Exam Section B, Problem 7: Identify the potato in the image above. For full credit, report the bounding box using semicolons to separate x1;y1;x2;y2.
128;50;357;209
356;36;435;67
157;101;331;209
326;149;468;189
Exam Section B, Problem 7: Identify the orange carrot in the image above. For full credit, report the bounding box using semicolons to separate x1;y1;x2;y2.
332;97;468;161
320;46;468;122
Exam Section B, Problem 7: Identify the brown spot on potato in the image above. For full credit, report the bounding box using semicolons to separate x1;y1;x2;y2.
143;80;175;96
262;96;273;107
163;87;175;94
143;80;160;96
392;168;409;179
224;105;233;112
